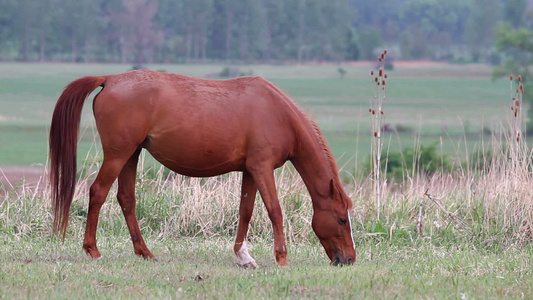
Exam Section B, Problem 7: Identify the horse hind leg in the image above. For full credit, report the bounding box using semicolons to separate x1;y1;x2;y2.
234;171;258;268
116;149;156;260
83;153;133;259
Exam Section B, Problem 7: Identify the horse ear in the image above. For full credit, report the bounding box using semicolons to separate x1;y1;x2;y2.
329;179;335;197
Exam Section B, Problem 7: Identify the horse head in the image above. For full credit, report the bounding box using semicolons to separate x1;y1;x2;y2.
311;180;356;266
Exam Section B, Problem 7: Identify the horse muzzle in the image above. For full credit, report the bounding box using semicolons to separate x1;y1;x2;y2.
331;253;355;266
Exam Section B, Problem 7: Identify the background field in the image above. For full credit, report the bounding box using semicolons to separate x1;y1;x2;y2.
0;62;510;169
1;62;532;299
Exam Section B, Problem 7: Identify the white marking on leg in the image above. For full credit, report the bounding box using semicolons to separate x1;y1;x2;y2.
347;211;355;251
236;241;256;266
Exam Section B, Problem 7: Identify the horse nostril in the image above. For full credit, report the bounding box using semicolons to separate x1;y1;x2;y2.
347;257;354;265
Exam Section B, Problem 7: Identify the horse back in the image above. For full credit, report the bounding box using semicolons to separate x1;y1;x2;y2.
93;70;299;176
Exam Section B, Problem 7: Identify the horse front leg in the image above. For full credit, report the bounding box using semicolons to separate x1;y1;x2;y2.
234;171;258;268
117;149;156;260
249;166;288;266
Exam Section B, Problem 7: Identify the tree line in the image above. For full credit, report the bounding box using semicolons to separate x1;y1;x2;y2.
0;0;528;64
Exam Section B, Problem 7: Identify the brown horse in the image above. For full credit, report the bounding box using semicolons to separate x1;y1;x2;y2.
49;69;356;266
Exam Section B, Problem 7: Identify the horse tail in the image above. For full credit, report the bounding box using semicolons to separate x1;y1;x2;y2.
49;76;106;238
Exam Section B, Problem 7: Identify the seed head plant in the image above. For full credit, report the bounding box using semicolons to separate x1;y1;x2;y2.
369;50;388;220
509;75;524;145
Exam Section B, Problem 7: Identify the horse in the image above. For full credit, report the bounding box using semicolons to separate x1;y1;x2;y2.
49;69;356;267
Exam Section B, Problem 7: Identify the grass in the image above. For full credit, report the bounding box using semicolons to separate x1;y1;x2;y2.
1;144;532;298
2;62;533;298
1;235;531;299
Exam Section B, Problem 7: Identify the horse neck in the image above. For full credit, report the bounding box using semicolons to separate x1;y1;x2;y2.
291;127;338;201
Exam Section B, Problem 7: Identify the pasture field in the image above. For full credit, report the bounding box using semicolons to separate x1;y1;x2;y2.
0;62;510;168
1;62;532;298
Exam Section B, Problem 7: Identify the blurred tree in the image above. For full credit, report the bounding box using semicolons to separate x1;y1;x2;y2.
90;0;124;62
344;28;360;60
400;0;470;60
112;0;163;65
399;26;428;59
492;1;533;132
504;0;529;28
0;0;499;63
155;0;187;61
350;0;474;61
465;0;502;62
291;0;353;61
493;22;533;82
492;0;533;80
254;0;282;61
12;0;38;61
0;0;17;59
351;0;403;42
357;26;384;60
223;0;237;61
296;0;307;62
185;0;214;61
34;0;59;61
50;0;96;62
234;0;262;62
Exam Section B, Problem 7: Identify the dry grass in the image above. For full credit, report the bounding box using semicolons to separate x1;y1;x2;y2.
1;128;532;249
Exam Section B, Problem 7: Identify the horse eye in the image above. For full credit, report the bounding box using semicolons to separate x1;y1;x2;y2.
338;218;347;225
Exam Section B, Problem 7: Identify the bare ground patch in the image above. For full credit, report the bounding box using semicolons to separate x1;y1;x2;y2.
0;166;46;195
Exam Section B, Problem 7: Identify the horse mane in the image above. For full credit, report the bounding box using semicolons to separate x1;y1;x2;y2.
299;109;353;208
266;81;344;194
302;112;341;183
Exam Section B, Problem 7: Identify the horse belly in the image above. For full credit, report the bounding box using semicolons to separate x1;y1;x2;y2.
144;129;247;177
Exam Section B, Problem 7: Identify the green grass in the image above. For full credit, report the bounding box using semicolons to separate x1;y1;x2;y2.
1;234;531;299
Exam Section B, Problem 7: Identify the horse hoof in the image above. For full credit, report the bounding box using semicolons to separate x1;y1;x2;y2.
95;256;104;261
277;260;288;267
237;261;258;269
152;257;159;262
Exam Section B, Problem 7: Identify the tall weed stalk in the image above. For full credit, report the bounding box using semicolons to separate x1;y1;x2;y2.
369;50;388;220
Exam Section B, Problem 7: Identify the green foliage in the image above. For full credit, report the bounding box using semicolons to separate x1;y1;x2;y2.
356;26;384;60
469;148;493;173
337;67;347;79
384;60;394;71
219;66;239;78
492;20;533;132
495;22;533;54
365;142;450;181
218;66;253;78
415;142;450;174
344;28;360;60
